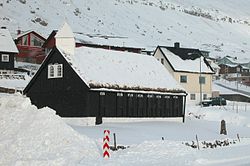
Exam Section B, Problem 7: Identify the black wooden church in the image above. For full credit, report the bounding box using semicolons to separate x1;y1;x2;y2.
24;23;187;124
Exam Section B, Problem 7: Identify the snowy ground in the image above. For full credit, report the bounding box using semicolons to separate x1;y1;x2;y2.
214;79;250;94
0;74;31;90
1;93;250;165
213;79;250;97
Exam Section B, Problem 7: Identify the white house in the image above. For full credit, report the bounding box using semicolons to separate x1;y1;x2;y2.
0;27;19;75
153;43;214;104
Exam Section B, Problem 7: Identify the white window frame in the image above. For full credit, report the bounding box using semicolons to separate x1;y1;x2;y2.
100;92;106;96
147;94;153;98
48;64;63;79
156;95;161;98
137;94;143;98
117;92;123;97
1;54;9;62
128;94;133;97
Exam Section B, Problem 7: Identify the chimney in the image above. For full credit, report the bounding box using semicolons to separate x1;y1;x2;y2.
55;22;75;55
17;29;21;35
174;42;180;48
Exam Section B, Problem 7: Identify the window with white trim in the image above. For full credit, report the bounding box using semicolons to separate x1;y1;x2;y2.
30;34;44;47
128;94;133;97
100;92;105;96
156;95;161;98
57;65;62;77
117;93;123;97
48;64;63;79
137;94;143;98
1;54;9;62
147;94;153;98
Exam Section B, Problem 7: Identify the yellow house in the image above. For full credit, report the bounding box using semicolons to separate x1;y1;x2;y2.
153;43;214;104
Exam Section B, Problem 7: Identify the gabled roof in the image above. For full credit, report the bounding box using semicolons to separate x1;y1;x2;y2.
42;30;58;47
58;47;185;93
157;46;214;74
0;28;19;53
15;30;46;41
222;56;250;65
220;63;250;70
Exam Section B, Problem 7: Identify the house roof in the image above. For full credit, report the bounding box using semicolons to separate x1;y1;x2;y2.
0;28;19;53
15;30;46;41
219;63;238;68
220;63;250;70
58;46;185;93
158;46;214;74
206;59;220;69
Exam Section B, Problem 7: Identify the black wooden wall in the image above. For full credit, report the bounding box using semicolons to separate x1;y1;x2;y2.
0;52;15;70
25;48;186;120
25;48;89;117
87;91;185;118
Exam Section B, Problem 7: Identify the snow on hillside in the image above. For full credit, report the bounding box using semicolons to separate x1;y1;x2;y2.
0;94;100;165
0;0;250;61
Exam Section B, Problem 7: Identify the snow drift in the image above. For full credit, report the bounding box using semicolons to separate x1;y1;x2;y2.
0;94;100;165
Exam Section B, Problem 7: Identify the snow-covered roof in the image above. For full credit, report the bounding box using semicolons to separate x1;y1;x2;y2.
15;30;33;39
226;56;250;64
58;47;185;93
221;63;238;68
15;30;45;40
207;59;220;69
0;28;19;53
159;47;214;74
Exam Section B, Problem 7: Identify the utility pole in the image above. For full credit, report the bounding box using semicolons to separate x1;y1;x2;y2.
200;55;202;107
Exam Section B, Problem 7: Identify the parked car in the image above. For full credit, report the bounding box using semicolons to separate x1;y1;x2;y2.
201;99;212;107
201;97;227;107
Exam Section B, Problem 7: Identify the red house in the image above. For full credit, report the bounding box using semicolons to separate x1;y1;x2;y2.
15;30;46;64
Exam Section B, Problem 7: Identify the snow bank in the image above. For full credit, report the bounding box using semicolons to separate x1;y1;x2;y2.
0;94;100;165
186;103;250;127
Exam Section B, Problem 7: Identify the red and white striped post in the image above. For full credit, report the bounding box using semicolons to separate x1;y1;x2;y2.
103;130;110;158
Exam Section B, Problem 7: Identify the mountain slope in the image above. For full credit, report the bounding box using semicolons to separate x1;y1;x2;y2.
0;0;250;60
